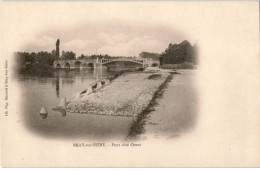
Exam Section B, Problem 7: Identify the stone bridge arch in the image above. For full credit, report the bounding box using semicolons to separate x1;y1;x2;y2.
64;62;70;69
87;63;94;68
56;63;61;68
74;61;82;68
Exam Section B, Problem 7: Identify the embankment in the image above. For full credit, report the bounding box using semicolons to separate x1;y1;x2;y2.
55;71;173;118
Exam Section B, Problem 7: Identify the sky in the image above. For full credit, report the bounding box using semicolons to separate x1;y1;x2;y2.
1;2;202;57
22;20;189;57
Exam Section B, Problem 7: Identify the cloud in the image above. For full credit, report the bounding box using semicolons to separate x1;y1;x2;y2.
21;20;188;57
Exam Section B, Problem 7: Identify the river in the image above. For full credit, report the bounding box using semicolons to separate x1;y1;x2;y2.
16;69;198;141
17;68;133;140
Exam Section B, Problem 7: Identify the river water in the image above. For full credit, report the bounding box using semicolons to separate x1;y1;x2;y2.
16;68;133;140
16;69;197;141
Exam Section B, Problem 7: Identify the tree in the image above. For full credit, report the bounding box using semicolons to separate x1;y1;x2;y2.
192;43;199;65
78;54;85;60
61;51;76;60
139;52;160;59
56;39;60;59
161;40;198;65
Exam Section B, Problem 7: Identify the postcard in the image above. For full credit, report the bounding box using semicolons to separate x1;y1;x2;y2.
0;1;259;167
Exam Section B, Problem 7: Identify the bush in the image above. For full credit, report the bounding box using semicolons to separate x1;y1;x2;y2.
161;62;194;69
148;74;162;80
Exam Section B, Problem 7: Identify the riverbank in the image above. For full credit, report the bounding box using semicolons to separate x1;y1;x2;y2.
59;71;173;118
134;70;198;140
16;64;55;77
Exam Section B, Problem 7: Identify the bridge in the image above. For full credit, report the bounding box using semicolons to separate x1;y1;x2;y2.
53;59;96;69
53;58;152;69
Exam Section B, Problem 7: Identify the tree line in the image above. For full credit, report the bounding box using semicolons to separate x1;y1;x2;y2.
14;40;198;75
14;50;137;68
139;40;198;65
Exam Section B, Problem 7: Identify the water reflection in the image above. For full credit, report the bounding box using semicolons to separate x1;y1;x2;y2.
40;113;48;119
18;68;133;140
52;68;111;98
60;110;67;117
55;73;60;98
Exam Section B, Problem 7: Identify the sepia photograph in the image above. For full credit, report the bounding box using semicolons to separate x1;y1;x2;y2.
1;1;259;167
13;27;198;141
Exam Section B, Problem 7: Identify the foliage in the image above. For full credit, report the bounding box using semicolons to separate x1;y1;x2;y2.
160;40;198;65
89;54;111;59
147;74;162;80
14;51;56;76
139;52;160;60
61;51;76;60
14;51;55;66
161;62;195;69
